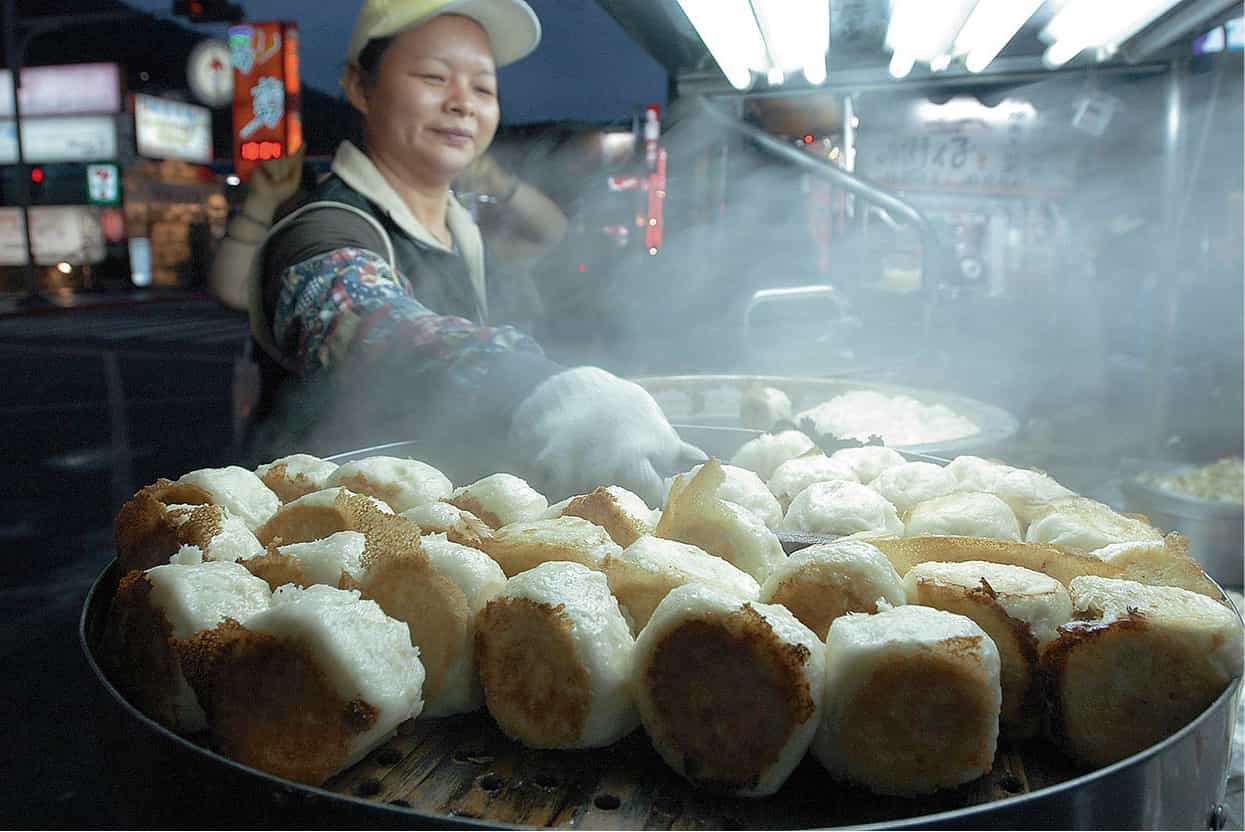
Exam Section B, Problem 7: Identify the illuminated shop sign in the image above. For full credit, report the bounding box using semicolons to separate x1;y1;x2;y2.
0;206;106;265
229;21;302;181
135;93;213;164
0;63;121;117
0;115;117;164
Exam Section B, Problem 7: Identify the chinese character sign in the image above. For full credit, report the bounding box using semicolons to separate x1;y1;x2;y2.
229;21;302;181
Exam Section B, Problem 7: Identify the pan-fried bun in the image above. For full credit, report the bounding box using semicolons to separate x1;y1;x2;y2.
944;456;1075;527
1086;536;1220;598
814;605;1001;796
101;559;271;734
255;454;339;503
178;466;281;532
326;456;452;513
827;446;906;484
904;492;1022;541
245;530;369;591
767;452;859;506
167;504;265;564
1044;576;1243;768
759;539;905;640
181;584;424;785
254;487;393;547
479;516;621;577
655;460;786;582
990;468;1077;527
1025;497;1163;551
944;455;1011;492
783;479;904;537
475;561;637;748
866;533;1220;598
682;463;783;528
603;535;760;632
729;430;816;481
741;385;792;430
116;485;264;573
904;560;1071;738
419;535;507;705
400;501;493;548
868;461;958;515
554;485;658;546
447;473;548;529
632;583;824;797
361;533;505;717
115;479;215;573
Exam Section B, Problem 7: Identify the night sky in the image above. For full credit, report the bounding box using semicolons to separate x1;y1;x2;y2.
123;0;669;124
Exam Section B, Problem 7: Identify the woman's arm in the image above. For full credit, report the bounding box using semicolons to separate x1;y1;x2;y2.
208;148;307;312
270;246;559;404
457;154;568;258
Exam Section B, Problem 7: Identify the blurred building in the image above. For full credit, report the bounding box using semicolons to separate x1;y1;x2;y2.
0;0;354;294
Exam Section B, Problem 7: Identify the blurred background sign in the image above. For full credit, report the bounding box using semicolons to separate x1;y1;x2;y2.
0;63;121;118
855;97;1080;196
0;116;118;165
0;206;106;265
134;93;213;164
86;163;122;206
228;20;301;181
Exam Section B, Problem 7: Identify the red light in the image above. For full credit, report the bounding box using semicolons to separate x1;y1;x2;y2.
803;134;814;145
241;141;284;162
577;263;587;273
30;167;43;184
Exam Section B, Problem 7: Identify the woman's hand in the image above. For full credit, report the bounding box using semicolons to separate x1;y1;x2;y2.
509;367;707;505
246;144;308;220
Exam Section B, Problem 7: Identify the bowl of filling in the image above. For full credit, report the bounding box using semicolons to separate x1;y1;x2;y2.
1120;457;1244;587
631;375;1018;460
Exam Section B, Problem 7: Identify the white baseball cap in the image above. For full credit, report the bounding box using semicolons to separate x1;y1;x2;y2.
347;0;542;68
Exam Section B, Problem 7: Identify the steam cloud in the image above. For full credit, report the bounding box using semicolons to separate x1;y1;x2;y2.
250;61;1243;495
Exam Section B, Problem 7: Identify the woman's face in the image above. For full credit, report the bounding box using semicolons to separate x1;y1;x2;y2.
351;15;500;186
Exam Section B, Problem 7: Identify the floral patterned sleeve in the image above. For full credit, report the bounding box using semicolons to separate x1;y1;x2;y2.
271;247;548;379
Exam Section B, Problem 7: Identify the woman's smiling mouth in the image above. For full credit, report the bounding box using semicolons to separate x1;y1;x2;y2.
430;127;474;147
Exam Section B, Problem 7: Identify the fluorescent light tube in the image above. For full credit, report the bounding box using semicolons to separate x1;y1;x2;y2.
804;57;827;84
676;0;766;89
887;0;977;62
1041;0;1184;67
956;0;1045;73
889;51;916;77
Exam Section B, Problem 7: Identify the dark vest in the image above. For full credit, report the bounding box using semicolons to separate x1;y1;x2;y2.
260;174;484;329
246;174;484;459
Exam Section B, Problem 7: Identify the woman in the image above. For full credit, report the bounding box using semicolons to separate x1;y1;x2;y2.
248;0;701;504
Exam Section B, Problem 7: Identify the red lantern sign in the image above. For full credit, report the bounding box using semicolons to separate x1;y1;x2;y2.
228;21;302;181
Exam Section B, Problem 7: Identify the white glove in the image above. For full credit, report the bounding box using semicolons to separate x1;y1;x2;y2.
509;367;707;505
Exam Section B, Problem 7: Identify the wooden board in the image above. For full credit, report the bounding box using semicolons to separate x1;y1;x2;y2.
321;711;1081;829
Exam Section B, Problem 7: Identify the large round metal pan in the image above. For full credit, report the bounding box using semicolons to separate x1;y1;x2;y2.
630;375;1019;459
81;486;1241;830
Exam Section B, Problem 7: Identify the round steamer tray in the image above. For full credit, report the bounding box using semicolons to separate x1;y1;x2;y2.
81;565;1241;828
80;440;1240;828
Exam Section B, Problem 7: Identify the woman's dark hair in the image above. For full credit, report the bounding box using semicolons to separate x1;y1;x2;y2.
356;37;395;88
